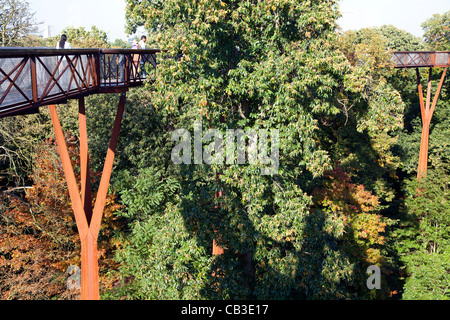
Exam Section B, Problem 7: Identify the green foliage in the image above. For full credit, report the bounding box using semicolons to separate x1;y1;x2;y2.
402;249;450;300
42;26;110;48
118;168;180;220
110;38;131;49
0;0;40;47
377;25;425;52
112;167;211;299
335;27;406;203
114;0;408;300
394;169;450;300
422;11;450;51
0;113;53;188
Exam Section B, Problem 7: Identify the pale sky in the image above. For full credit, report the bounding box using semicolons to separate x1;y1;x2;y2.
27;0;450;42
28;0;129;41
338;0;450;38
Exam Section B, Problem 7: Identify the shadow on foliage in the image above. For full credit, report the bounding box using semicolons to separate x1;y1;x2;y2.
177;172;387;300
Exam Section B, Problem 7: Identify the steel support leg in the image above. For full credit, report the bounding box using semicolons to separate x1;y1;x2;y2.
79;97;93;224
78;96;98;300
80;231;99;299
48;104;89;239
48;92;126;300
213;171;225;256
416;67;447;180
89;93;126;236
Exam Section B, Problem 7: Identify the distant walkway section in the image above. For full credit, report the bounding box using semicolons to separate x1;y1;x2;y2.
0;48;159;118
393;51;450;68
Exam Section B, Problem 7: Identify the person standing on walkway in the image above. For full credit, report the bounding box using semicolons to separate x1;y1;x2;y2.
138;35;147;77
56;34;71;49
138;35;147;49
55;34;71;90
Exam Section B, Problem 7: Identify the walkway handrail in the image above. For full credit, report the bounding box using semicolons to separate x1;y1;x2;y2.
0;47;159;117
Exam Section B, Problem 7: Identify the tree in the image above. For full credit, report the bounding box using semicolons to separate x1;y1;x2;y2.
43;26;110;48
0;136;79;299
377;25;425;52
116;0;406;300
0;0;40;47
313;167;386;264
336;27;406;203
0;112;53;193
421;11;450;51
110;38;131;49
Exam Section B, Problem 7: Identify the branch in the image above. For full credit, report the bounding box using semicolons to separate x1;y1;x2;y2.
0;186;33;194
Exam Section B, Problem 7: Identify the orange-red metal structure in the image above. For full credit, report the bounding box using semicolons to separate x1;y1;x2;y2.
393;51;449;179
392;51;450;69
0;47;158;299
213;188;225;256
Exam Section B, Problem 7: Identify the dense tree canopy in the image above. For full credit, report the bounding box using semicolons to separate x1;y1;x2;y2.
111;0;405;299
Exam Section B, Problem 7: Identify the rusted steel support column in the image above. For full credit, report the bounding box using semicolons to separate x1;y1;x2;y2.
213;169;225;256
79;97;93;224
78;97;98;300
48;104;89;239
213;190;225;256
80;231;99;300
417;119;430;180
416;68;425;121
89;93;126;237
212;239;225;255
416;67;447;180
417;68;432;180
49;104;97;299
49;93;126;300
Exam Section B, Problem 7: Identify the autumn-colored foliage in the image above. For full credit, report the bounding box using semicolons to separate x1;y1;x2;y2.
313;166;387;265
0;134;123;299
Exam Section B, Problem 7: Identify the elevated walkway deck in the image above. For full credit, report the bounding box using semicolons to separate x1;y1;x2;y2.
0;48;159;117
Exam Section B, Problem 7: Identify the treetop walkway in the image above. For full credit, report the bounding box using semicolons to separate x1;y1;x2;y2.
0;47;159;117
1;49;448;118
392;51;449;180
0;47;159;299
392;51;450;68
